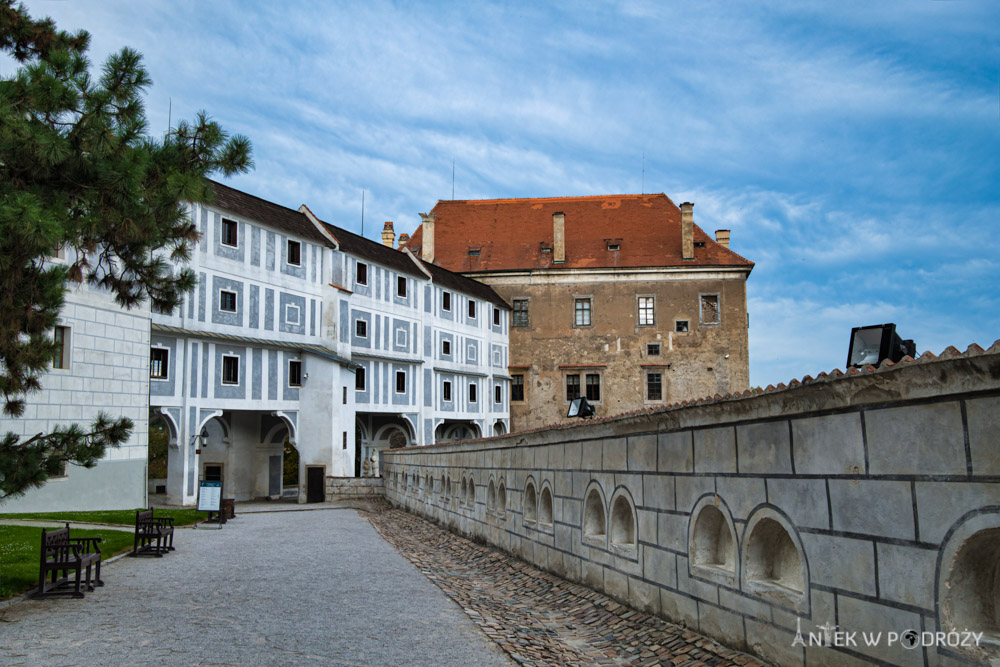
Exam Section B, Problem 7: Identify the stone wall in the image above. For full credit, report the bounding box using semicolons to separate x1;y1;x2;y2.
382;345;1000;667
326;476;384;502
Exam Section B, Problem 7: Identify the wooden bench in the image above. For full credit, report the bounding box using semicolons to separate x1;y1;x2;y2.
34;524;103;598
131;508;175;557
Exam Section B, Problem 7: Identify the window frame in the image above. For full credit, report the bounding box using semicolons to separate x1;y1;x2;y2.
442;380;452;402
219;289;238;313
494;384;502;404
395;370;407;394
468;382;477;404
221;355;240;385
511;374;525;402
573;297;592;327
585;373;601;402
52;325;71;370
396;275;407;298
287;239;302;266
150;347;169;380
355;366;366;391
646;342;661;356
285;303;301;326
221;218;238;248
441;339;451;356
288;359;303;387
700;293;721;325
493;307;501;326
512;299;529;327
356;262;368;286
442;291;452;311
566;373;581;401
355;319;368;338
467;299;476;319
637;295;655;326
646;371;663;401
675;319;690;333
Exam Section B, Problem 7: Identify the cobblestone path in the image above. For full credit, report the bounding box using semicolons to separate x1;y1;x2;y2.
364;505;767;667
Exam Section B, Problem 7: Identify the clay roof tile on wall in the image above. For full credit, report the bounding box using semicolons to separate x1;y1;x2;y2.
402;194;753;273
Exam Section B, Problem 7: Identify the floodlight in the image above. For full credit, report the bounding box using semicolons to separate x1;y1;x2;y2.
567;396;595;419
846;323;916;368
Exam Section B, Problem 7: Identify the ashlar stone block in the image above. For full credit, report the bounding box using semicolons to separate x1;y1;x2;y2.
737;420;792;474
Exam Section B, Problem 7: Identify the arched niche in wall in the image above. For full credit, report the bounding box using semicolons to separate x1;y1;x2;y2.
460;476;468;506
583;482;607;546
937;509;1000;663
496;478;506;518
609;487;638;559
539;482;554;528
523;477;538;526
465;474;475;509
487;477;497;514
689;495;738;584
742;506;809;608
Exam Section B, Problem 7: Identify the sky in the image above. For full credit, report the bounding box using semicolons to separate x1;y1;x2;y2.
7;1;1000;389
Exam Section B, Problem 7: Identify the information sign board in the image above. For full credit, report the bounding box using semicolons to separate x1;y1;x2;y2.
197;480;222;512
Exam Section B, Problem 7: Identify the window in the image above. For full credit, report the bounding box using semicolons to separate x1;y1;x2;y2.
287;240;301;266
566;374;580;401
150;348;169;380
396;276;407;298
493;307;500;326
220;290;237;312
441;339;451;356
647;343;661;356
469;383;477;403
343;387;347;404
676;320;690;333
468;300;476;319
494;384;502;404
468;248;480;256
285;304;300;325
511;374;525;402
467;344;477;362
607;242;620;251
355;319;367;338
395;328;407;348
585;373;601;401
221;355;239;385
574;298;591;326
356;262;368;285
701;294;720;324
442;291;451;311
395;370;406;394
513;299;529;327
637;296;655;326
355;367;366;391
221;218;238;247
52;326;70;369
289;360;302;387
647;372;663;401
443;381;452;402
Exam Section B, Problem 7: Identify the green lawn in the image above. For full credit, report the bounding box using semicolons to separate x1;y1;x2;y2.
0;525;137;599
0;508;207;527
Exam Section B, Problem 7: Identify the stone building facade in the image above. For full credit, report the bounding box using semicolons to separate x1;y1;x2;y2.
150;181;510;506
402;195;753;431
0;252;151;512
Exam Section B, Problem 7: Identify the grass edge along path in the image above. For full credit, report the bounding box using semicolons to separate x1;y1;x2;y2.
0;508;206;527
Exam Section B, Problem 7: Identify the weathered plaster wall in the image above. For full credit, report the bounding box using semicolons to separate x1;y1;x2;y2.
473;269;749;432
383;347;1000;667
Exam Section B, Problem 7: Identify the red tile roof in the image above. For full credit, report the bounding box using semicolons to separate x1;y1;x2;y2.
402;194;753;273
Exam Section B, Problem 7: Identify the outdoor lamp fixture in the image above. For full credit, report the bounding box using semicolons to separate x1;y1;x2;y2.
199;430;208;447
567;396;596;419
846;323;916;368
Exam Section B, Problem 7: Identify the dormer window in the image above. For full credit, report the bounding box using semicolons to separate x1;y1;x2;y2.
468;247;481;256
694;241;706;248
607;243;620;251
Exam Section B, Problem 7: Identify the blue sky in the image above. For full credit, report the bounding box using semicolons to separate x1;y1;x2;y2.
9;1;1000;389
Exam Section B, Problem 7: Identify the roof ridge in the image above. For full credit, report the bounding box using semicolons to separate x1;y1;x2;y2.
208;178;307;220
436;193;671;206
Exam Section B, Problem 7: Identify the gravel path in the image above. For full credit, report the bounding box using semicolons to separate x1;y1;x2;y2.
0;508;511;666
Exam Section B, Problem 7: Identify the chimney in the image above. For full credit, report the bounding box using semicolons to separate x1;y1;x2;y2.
680;202;694;260
715;229;730;249
553;212;565;263
381;221;395;248
419;212;435;263
398;233;410;247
